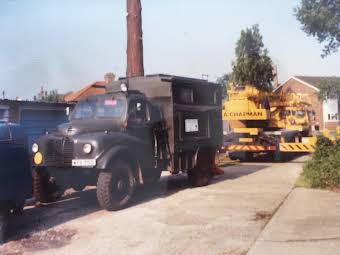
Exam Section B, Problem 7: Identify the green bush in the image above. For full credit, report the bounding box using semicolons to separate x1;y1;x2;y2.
313;135;333;160
302;136;340;188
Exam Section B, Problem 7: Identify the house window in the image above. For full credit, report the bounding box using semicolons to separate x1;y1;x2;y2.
328;113;339;121
323;98;338;122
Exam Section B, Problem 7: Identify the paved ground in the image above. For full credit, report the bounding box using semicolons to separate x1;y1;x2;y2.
0;158;304;255
248;188;340;255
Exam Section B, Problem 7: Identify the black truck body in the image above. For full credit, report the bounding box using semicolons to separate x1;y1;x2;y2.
107;75;223;173
32;75;222;211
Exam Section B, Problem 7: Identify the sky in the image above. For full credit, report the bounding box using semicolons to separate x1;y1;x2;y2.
0;0;339;100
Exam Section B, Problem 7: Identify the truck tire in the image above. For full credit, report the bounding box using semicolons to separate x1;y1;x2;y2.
143;168;162;185
0;210;8;244
228;152;239;161
240;152;253;162
188;149;213;187
273;150;288;162
32;168;58;204
97;161;135;211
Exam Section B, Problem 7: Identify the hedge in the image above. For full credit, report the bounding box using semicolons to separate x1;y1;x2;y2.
301;136;340;188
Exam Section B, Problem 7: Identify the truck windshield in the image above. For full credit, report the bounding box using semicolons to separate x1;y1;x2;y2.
296;110;306;118
71;96;126;120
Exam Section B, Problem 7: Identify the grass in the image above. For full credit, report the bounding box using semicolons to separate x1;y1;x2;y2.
217;154;237;167
295;174;312;188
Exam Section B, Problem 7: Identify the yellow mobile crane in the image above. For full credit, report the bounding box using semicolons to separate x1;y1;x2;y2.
223;85;316;161
269;92;314;134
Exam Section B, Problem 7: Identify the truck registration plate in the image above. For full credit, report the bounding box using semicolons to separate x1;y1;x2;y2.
72;159;96;167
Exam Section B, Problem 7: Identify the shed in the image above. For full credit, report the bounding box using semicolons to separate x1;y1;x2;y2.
0;100;71;148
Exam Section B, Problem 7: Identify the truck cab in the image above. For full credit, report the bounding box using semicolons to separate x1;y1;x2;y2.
32;75;222;211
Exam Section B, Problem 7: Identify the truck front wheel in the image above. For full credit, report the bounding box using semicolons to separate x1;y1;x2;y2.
32;167;58;204
96;161;135;211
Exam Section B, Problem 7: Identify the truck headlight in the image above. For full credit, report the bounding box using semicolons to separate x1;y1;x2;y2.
120;83;128;92
32;143;39;153
83;144;92;154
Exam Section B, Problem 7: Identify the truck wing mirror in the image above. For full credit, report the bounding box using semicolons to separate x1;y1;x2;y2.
66;107;70;116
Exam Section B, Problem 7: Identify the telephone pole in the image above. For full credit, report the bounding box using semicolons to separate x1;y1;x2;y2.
126;0;144;77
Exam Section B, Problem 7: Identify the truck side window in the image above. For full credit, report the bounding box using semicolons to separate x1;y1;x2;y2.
128;101;149;123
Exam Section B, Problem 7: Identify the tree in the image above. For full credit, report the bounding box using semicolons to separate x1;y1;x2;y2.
231;25;274;91
126;0;144;77
295;0;340;57
34;88;65;103
318;78;340;123
216;74;230;99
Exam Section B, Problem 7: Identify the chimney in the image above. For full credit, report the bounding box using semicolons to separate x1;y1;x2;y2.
104;72;116;84
126;0;144;78
272;65;279;89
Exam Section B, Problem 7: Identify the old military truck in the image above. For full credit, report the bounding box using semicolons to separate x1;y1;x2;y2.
32;75;222;211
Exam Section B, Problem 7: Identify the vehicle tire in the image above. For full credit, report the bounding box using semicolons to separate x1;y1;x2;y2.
274;150;287;162
143;168;162;185
32;168;58;204
96;161;135;211
240;152;253;162
0;210;8;244
188;149;213;187
228;152;239;161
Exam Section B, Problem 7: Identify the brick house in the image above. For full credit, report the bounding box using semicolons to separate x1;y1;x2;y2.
275;76;339;130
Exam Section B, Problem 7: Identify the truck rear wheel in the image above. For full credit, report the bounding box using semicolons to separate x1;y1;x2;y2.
32;168;58;204
188;149;213;187
143;167;163;185
96;161;135;211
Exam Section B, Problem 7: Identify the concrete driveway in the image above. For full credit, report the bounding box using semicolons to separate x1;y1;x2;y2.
0;158;305;255
248;188;340;255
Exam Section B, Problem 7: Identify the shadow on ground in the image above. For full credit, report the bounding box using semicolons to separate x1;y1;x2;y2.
4;163;269;245
235;153;309;164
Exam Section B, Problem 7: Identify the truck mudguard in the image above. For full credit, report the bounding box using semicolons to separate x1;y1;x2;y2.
96;145;142;184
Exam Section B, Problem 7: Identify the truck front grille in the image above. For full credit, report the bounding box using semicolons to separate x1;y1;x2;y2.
44;137;74;166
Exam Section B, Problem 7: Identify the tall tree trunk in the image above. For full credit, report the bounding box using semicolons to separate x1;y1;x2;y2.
126;0;144;78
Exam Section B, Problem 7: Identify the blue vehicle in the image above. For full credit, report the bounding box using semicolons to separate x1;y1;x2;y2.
0;122;32;243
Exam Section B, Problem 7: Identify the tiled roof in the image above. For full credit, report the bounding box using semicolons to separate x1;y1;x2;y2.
64;81;106;102
295;76;340;89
